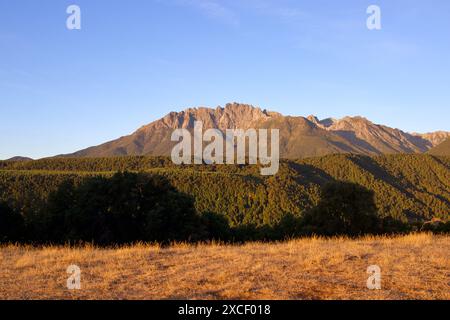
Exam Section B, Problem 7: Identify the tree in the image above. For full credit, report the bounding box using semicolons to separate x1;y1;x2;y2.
41;172;204;244
200;212;232;241
0;202;25;242
302;181;381;236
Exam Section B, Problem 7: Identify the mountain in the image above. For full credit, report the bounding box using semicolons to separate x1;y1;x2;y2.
5;156;33;162
307;115;433;154
428;138;450;156
63;103;448;159
413;131;450;147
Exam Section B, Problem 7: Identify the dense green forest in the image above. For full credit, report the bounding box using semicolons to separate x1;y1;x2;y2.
0;154;449;243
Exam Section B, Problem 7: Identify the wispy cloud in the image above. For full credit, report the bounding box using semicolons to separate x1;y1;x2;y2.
160;0;308;27
237;0;309;23
168;0;239;26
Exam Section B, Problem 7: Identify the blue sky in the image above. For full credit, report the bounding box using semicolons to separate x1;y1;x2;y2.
1;0;449;159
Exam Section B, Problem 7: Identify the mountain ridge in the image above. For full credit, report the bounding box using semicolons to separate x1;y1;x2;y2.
62;103;449;159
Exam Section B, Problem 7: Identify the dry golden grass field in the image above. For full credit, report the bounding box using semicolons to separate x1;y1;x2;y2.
0;233;449;300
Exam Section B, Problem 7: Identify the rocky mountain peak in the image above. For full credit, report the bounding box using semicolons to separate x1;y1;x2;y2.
307;115;320;124
150;103;279;131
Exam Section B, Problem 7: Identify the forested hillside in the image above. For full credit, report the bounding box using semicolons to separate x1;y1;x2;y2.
1;154;448;228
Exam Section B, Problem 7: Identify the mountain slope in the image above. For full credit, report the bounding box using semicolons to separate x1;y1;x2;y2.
413;131;450;147
428;138;450;156
308;115;433;154
63;103;447;159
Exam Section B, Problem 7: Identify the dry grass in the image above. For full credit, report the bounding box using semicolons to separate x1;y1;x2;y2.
0;233;449;300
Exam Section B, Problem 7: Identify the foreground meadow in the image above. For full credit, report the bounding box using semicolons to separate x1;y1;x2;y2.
0;233;448;300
